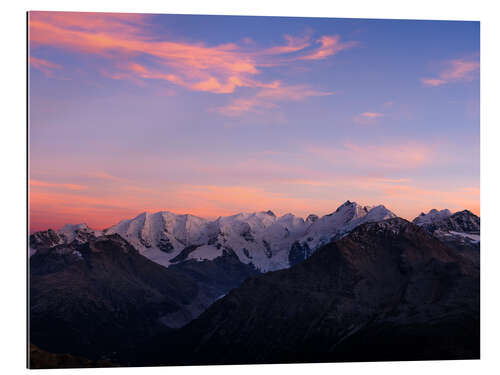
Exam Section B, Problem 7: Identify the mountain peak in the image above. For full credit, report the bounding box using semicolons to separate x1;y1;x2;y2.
59;223;90;231
413;209;452;226
306;214;319;223
332;200;357;214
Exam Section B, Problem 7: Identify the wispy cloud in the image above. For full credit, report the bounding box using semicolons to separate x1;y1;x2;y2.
421;57;479;87
299;35;357;61
29;56;61;76
215;84;333;116
353;111;384;125
30;179;87;191
29;12;356;96
306;140;434;170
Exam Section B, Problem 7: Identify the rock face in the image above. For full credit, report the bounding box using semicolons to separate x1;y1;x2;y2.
29;234;257;364
138;218;479;366
413;209;479;234
30;201;397;272
413;209;480;264
29;224;102;257
95;201;397;271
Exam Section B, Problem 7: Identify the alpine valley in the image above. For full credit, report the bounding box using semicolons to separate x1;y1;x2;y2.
28;201;480;368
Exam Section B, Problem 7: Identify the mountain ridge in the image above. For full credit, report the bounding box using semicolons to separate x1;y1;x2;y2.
136;217;479;366
31;201;398;271
30;201;479;272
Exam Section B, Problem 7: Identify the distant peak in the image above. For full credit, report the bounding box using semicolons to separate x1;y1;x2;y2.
264;210;276;217
59;223;89;231
424;208;452;216
454;209;476;217
133;212;149;219
306;214;319;223
334;200;357;213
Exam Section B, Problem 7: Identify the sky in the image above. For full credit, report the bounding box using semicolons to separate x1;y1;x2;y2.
28;11;480;232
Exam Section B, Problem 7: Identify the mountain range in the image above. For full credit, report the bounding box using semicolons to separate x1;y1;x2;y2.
31;201;398;271
28;201;480;368
138;218;479;365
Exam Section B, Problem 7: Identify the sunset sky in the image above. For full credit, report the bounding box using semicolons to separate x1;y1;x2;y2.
28;11;480;232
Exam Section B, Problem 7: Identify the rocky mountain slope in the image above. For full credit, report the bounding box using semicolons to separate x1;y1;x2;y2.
137;218;479;366
31;201;397;272
29;233;257;363
413;209;480;262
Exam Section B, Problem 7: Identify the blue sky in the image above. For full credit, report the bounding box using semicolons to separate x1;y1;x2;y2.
29;12;479;230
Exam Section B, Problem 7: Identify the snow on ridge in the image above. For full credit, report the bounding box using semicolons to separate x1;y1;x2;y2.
413;208;453;226
39;201;397;271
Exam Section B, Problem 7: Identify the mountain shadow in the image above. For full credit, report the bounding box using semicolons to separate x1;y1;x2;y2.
29;234;258;365
137;218;479;366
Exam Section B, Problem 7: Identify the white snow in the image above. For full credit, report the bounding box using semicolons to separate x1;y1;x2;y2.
57;223;103;243
31;201;480;272
413;209;452;226
98;201;398;272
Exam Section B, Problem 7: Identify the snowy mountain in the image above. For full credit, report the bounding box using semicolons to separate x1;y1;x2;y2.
102;201;397;271
412;209;480;259
138;217;479;366
29;223;102;257
30;201;397;272
412;209;479;236
413;209;452;227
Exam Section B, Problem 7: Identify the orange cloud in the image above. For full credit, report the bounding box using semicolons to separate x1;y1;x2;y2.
29;175;479;233
28;12;355;96
360;112;384;118
30;179;86;191
353;111;385;125
29;56;61;76
258;34;312;56
421;57;479;87
421;78;447;87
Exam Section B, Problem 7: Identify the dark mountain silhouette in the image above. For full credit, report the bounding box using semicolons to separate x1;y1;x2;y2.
29;234;257;364
137;218;479;366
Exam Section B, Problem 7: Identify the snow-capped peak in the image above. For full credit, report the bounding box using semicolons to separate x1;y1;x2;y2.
413;209;452;226
58;223;102;244
300;201;396;249
32;201;398;271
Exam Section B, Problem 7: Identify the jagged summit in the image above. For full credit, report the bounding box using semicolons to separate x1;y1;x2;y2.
37;201;479;272
413;208;452;226
31;201;399;271
412;208;479;232
306;214;319;223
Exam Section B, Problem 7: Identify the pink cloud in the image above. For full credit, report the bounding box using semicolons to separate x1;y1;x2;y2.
215;83;333;116
29;12;356;96
29;56;61;76
421;57;479;87
299;35;357;61
307;141;434;170
30;179;86;191
360;112;384;118
352;111;385;125
29;173;479;232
